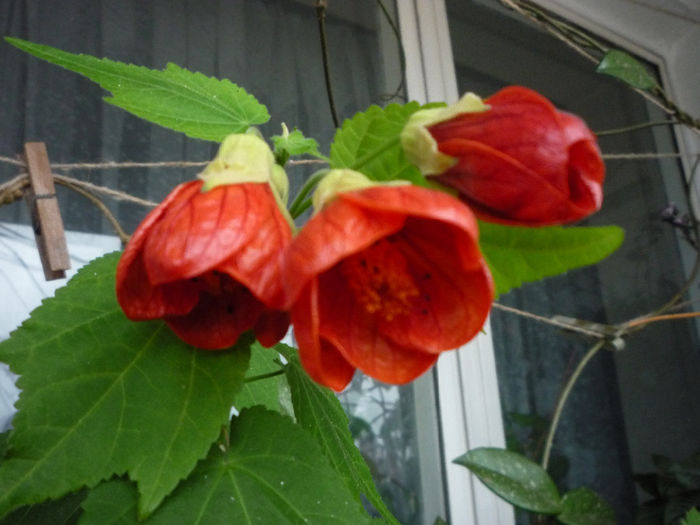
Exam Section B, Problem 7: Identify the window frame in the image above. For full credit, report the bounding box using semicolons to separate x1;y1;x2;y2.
396;1;699;522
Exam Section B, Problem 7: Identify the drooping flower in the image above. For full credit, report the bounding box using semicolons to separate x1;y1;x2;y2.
116;134;292;349
284;170;494;391
401;86;605;225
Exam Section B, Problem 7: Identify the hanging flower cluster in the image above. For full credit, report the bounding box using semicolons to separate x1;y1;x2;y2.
116;86;604;391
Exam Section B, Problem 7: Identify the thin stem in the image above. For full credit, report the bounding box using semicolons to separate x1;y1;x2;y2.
541;340;605;470
315;0;340;128
289;169;328;218
623;311;700;329
595;120;678;137
244;369;285;383
291;199;313;219
376;0;407;102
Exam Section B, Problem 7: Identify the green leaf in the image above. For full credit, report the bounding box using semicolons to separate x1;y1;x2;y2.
478;222;624;295
235;341;284;412
80;408;373;524
330;103;427;186
271;125;327;164
80;480;138;525
454;448;562;514
0;490;85;525
0;253;251;519
5;37;269;141
596;49;658;90
559;488;616;525
682;508;700;525
277;344;398;525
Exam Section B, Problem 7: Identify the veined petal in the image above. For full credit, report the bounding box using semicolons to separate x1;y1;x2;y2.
165;286;265;350
116;181;202;318
317;268;439;384
144;182;291;308
436;138;578;225
284;198;405;308
291;280;356;391
378;219;493;352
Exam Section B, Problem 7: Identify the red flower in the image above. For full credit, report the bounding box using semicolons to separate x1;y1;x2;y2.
284;181;494;391
116;180;291;349
404;86;604;225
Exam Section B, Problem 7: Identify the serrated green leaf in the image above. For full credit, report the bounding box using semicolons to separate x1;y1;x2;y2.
596;49;658;90
235;341;285;412
558;487;616;525
478;222;624;295
683;508;700;525
454;448;562;514
330;103;427;186
80;408;373;524
277;344;398;525
0;252;251;519
271;126;327;163
5;37;269;141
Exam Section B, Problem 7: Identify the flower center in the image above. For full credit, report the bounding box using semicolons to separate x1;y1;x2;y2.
191;271;240;296
341;238;419;321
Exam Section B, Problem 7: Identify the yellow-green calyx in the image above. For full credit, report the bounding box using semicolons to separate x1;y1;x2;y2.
312;169;409;212
401;92;489;175
198;133;294;228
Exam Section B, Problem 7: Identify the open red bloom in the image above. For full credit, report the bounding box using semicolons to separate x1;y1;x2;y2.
116;180;291;349
407;86;604;225
284;183;494;391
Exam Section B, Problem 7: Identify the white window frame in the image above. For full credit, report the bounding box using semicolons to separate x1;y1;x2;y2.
396;1;699;523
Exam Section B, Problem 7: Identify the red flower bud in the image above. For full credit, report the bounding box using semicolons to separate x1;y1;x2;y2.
284;179;494;391
116;180;291;349
404;86;605;225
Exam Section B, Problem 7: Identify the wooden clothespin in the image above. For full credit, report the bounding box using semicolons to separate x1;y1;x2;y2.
23;142;70;280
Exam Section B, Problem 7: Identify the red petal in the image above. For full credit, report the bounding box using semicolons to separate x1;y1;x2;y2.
144;183;291;308
316;268;439;384
254;310;290;348
430;86;569;191
165;286;266;350
291;280;356;391
436;138;576;225
116;181;202;318
284;197;405;308
377;218;493;352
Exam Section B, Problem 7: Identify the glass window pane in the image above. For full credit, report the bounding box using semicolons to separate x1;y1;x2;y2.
444;1;700;522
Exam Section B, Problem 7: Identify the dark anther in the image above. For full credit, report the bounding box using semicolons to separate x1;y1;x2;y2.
372;265;380;274
421;308;428;315
227;305;234;315
424;272;431;280
360;259;367;268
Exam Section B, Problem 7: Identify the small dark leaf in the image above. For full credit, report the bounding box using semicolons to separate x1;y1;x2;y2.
454;448;562;514
558;487;616;525
597;49;657;90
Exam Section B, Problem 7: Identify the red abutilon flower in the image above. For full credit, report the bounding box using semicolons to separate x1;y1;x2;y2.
284;170;494;391
401;86;605;226
116;134;293;350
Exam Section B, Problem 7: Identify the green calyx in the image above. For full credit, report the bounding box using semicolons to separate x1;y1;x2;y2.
401;92;489;175
312;169;409;212
198;133;294;228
